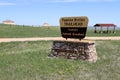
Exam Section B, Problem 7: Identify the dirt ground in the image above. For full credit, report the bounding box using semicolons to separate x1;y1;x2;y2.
0;37;120;43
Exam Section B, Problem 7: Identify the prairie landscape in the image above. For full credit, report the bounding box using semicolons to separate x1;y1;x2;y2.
0;24;120;80
0;41;120;80
0;24;120;38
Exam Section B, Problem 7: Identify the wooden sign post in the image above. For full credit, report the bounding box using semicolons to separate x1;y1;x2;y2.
60;16;88;40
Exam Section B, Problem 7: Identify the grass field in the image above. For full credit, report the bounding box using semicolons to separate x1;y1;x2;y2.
0;24;120;38
0;24;61;38
86;29;120;37
0;41;120;80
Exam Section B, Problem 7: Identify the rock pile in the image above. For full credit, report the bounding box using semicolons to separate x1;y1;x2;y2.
49;40;97;63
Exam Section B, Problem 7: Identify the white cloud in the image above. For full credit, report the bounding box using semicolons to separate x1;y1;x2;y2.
50;0;79;2
50;0;118;2
84;0;117;2
0;0;118;5
0;2;15;5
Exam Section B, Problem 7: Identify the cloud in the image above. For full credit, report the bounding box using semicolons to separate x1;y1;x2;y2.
0;2;15;5
50;0;79;2
50;0;118;2
0;0;118;5
83;0;116;1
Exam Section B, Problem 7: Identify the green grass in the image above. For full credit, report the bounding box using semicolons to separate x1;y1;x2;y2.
86;29;120;37
0;24;61;38
0;41;120;80
0;24;120;38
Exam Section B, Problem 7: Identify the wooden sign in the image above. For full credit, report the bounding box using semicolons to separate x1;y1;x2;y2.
60;16;88;39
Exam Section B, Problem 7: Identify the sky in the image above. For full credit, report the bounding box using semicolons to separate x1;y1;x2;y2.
0;0;120;26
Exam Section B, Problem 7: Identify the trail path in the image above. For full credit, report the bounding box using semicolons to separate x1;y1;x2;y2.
0;37;120;42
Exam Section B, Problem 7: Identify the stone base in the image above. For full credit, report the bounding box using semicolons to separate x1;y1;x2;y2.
49;40;97;63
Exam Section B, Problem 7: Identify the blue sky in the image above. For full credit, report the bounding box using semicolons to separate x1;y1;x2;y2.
0;0;120;26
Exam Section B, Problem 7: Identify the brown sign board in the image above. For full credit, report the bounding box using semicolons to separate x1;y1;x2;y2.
60;16;89;39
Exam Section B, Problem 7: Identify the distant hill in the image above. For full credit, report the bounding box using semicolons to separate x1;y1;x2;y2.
0;24;61;38
0;24;120;38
